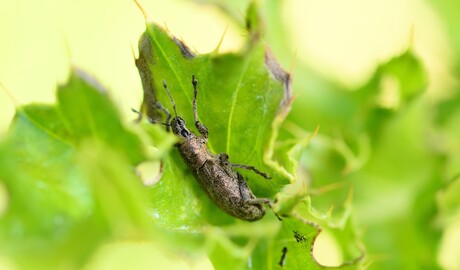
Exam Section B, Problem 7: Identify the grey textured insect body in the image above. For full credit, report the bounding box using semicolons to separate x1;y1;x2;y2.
158;76;271;221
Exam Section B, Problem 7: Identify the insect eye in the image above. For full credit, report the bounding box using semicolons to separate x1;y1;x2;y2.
180;129;190;137
219;154;229;162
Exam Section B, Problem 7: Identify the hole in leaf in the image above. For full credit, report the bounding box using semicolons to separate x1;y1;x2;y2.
312;229;343;267
136;161;162;186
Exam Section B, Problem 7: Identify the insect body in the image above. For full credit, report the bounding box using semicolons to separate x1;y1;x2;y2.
158;76;271;221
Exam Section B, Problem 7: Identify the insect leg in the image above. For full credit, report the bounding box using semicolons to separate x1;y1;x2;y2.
191;75;208;139
246;198;271;205
131;107;146;124
231;163;271;179
237;174;255;201
246;196;283;221
237;174;271;203
152;101;172;131
131;102;171;131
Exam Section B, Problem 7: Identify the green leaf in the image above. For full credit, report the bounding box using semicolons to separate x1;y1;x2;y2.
56;71;146;164
0;71;164;268
375;50;427;101
137;21;292;226
134;2;365;268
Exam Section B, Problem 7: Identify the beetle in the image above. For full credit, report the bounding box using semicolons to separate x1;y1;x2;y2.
152;75;272;221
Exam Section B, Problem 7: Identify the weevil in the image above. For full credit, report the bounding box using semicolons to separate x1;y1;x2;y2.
150;75;272;221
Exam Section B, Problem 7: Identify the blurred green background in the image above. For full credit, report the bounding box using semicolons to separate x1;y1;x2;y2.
1;0;453;132
1;0;459;269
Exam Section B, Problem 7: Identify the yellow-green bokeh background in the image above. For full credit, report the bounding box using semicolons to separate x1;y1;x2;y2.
0;0;248;133
1;0;455;132
1;0;458;269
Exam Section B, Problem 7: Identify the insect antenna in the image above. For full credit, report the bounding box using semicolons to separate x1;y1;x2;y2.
131;108;170;127
162;80;178;118
192;75;198;122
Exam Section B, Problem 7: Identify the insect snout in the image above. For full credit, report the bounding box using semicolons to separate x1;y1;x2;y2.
171;116;191;138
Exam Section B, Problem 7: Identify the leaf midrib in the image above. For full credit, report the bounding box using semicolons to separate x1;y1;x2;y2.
225;56;252;155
